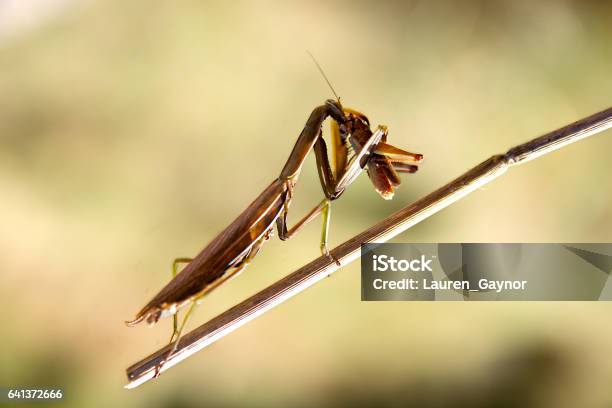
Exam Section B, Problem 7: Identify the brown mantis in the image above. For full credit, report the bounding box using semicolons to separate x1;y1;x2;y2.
126;68;423;377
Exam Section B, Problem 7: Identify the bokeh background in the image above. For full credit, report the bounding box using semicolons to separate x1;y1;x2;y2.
1;0;611;407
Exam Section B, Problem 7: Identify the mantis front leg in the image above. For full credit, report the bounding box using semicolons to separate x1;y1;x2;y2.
275;123;352;264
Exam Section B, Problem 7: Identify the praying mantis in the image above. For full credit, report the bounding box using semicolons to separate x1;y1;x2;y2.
126;64;423;377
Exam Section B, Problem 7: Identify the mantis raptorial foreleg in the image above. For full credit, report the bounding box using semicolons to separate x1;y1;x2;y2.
275;122;352;264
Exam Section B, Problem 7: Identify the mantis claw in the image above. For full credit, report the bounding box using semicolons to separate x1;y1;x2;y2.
321;244;341;267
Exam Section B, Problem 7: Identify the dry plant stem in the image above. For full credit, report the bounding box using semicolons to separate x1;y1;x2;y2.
126;107;612;389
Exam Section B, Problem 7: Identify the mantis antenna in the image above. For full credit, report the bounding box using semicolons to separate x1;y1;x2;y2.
306;51;340;102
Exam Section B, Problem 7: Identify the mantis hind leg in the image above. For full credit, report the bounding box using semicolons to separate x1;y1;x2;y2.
154;300;196;378
169;258;193;344
154;237;267;378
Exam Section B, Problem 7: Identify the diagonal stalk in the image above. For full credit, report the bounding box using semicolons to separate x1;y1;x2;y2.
125;107;612;389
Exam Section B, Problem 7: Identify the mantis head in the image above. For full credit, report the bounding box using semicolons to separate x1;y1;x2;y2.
341;108;423;200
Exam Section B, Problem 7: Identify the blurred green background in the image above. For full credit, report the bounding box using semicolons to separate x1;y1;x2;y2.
1;0;611;407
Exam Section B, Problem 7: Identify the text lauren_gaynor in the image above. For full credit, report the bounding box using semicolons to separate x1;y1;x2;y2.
372;278;528;293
